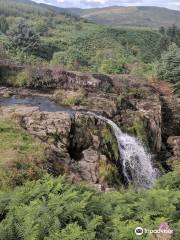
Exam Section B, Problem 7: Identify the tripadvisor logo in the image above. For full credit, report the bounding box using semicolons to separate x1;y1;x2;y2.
135;227;144;236
135;223;173;237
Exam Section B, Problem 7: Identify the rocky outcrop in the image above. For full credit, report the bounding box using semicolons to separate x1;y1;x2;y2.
167;136;180;169
0;105;121;189
0;71;179;186
161;96;180;137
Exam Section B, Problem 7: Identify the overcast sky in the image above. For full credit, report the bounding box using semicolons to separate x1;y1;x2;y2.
33;0;180;10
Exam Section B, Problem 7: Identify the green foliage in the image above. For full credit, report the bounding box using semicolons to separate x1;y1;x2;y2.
0;120;47;189
92;49;127;74
0;0;163;73
102;127;119;162
53;90;81;107
52;47;89;70
15;70;30;87
159;24;180;52
0;16;8;33
99;160;121;186
0;0;54;18
8;21;40;54
130;62;158;79
51;51;67;65
0;172;179;239
0;176;111;240
128;119;148;145
166;24;180;47
156;169;180;190
33;19;49;36
157;44;180;97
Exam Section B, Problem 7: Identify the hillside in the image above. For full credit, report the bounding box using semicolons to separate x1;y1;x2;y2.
0;0;180;239
66;6;180;28
0;0;164;72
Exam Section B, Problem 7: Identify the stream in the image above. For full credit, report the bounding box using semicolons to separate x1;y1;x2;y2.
0;94;158;188
0;95;72;112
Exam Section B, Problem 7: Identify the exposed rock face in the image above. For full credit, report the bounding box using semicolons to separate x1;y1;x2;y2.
115;96;162;153
134;98;162;152
161;96;180;137
0;105;121;189
0;70;179;186
167;136;180;169
26;67;114;93
76;149;100;183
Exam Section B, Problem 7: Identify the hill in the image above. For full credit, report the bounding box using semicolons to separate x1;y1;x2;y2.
65;6;180;28
0;0;164;74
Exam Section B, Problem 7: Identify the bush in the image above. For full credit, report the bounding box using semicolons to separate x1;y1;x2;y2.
0;173;179;239
0;16;8;33
8;21;40;54
15;70;30;87
157;44;180;97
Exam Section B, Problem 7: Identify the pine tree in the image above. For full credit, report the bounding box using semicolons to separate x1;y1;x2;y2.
158;44;180;96
0;16;8;33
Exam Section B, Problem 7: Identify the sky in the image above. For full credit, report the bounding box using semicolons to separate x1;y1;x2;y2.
33;0;180;10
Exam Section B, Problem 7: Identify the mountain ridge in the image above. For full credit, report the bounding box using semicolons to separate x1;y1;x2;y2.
25;1;180;28
40;5;180;28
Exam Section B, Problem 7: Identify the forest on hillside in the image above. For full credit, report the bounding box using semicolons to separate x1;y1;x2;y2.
0;0;179;239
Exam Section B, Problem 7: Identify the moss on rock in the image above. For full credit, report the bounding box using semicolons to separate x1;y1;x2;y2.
102;127;119;162
99;159;121;186
128;119;148;145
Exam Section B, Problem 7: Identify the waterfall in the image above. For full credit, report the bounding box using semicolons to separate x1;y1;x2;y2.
88;112;158;188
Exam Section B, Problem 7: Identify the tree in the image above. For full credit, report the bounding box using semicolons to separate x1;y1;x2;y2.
167;24;178;42
157;44;180;96
159;26;165;35
66;47;89;70
8;21;40;54
159;35;170;52
52;48;89;70
166;24;180;47
0;16;9;33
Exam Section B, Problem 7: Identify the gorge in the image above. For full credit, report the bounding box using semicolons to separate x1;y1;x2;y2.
0;74;179;190
0;93;158;188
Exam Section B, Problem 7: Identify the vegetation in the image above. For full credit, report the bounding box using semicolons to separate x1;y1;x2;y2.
128;119;148;145
8;21;40;54
102;127;119;162
0;171;179;240
0;1;179;239
157;44;180;97
0;119;47;189
53;89;85;107
69;6;180;28
99;160;121;187
0;0;163;75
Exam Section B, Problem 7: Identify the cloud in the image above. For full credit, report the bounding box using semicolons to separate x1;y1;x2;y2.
32;0;180;10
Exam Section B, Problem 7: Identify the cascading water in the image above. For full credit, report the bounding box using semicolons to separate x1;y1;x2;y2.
88;112;158;188
0;94;158;188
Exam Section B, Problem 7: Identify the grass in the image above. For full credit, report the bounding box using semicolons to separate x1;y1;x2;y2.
0;119;47;188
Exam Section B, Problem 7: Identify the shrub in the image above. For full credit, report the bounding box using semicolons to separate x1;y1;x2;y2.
0;173;179;239
15;70;30;87
0;16;9;33
102;127;119;162
8;21;40;54
53;89;85;107
157;44;180;97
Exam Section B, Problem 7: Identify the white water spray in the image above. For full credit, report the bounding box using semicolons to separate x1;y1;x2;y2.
88;112;158;188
